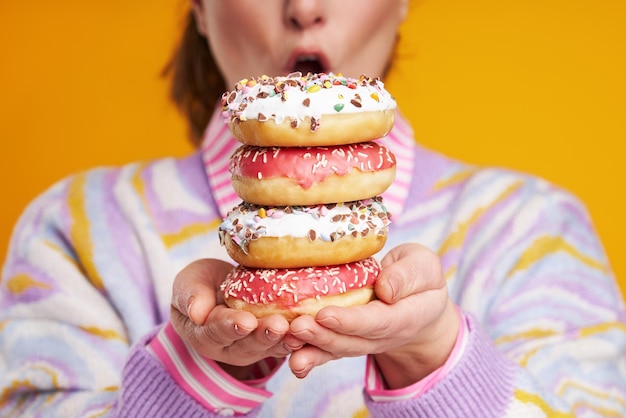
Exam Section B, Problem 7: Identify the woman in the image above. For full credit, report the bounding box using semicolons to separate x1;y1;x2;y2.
1;1;624;417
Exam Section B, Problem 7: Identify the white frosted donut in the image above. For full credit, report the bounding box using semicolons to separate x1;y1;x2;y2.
229;142;396;206
221;257;381;321
221;72;397;147
218;198;391;269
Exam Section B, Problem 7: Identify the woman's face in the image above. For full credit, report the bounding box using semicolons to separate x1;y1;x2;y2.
192;0;408;88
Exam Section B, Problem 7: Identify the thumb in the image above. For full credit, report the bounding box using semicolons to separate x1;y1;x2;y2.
171;258;235;325
376;243;443;304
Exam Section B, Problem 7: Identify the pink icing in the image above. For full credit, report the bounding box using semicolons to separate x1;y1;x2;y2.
229;142;396;188
221;258;381;307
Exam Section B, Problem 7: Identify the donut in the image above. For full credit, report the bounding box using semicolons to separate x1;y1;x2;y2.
229;142;397;206
218;198;391;269
220;257;381;321
221;72;396;147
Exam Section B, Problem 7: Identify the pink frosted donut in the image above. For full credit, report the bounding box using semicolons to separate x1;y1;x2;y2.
221;257;381;321
229;141;396;206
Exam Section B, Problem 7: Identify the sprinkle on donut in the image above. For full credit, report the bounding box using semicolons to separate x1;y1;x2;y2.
218;197;391;255
219;72;396;318
221;72;396;130
220;257;381;307
229;141;396;188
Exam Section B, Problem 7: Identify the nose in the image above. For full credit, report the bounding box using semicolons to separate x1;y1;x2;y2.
285;0;325;30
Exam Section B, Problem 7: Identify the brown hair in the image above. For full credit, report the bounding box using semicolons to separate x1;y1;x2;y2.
163;11;226;147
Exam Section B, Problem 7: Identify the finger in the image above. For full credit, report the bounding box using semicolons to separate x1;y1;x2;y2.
171;303;258;354
282;332;305;352
315;301;394;339
316;288;449;342
203;304;259;344
247;314;294;358
196;312;292;361
376;243;444;304
288;344;335;379
314;299;426;349
240;314;290;349
171;258;234;325
290;315;371;357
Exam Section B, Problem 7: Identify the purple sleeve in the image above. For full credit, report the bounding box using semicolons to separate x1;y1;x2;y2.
365;315;518;418
114;327;216;417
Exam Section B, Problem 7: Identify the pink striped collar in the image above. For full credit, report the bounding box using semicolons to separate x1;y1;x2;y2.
201;110;415;219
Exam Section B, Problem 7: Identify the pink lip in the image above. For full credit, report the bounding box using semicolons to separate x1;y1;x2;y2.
285;48;331;74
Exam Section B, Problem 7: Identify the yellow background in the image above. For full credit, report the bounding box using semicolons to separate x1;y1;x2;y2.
1;1;625;298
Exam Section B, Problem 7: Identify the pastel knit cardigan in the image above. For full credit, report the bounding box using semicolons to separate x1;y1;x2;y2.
1;111;625;417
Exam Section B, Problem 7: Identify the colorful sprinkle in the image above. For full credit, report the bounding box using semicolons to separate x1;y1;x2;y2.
221;72;396;131
218;197;391;251
221;258;381;306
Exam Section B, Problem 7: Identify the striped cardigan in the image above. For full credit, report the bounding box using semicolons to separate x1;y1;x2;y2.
1;111;625;417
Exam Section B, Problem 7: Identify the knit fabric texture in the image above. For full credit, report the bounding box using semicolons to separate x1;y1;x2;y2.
1;111;625;417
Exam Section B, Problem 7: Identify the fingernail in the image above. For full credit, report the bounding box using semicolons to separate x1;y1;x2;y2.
187;296;202;325
284;342;303;351
291;329;314;340
234;323;252;336
317;316;339;329
292;363;312;379
186;296;195;317
265;329;280;342
384;279;397;303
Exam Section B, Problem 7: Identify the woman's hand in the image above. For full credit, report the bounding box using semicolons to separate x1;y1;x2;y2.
288;243;460;389
169;258;297;380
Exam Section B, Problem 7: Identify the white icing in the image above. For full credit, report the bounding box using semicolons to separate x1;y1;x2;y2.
219;198;391;249
222;73;396;125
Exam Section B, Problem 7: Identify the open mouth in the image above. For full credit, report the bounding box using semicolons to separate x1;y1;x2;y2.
291;54;327;75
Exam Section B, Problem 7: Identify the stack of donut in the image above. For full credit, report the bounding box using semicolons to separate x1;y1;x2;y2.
218;72;397;321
